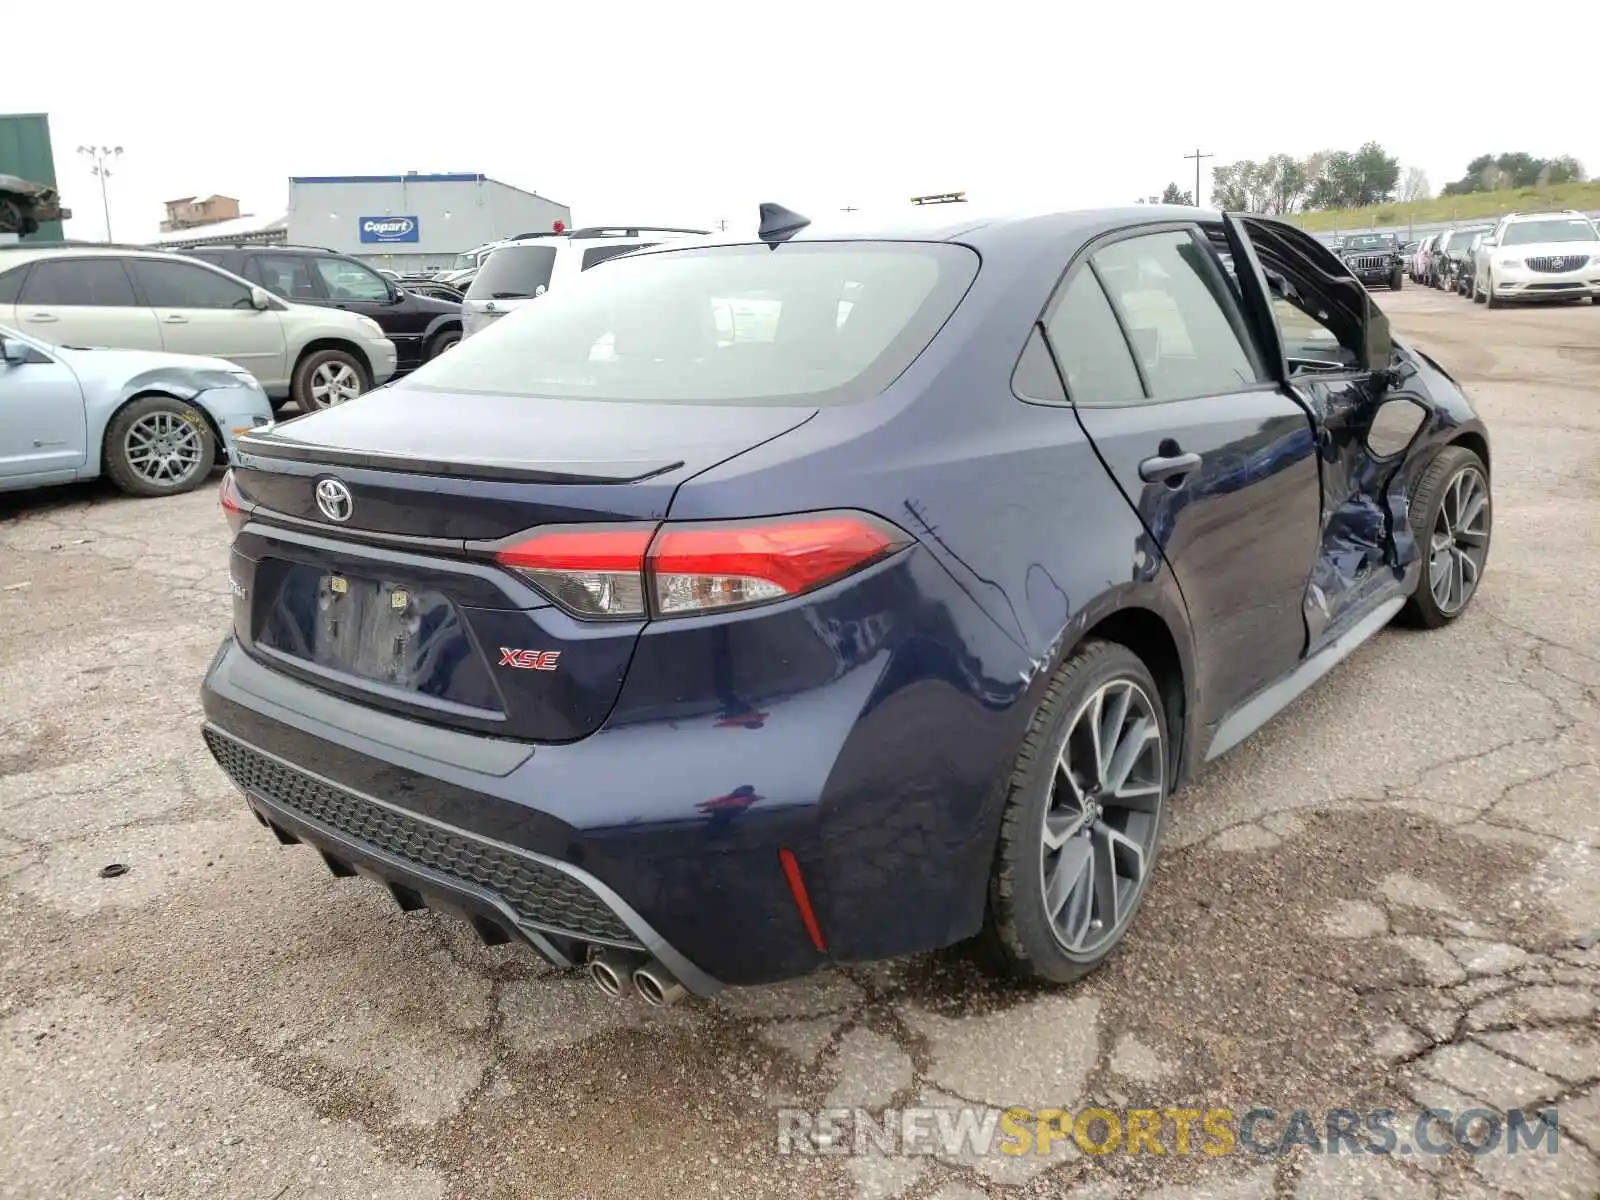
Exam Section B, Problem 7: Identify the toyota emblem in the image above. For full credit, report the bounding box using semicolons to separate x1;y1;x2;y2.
314;478;354;523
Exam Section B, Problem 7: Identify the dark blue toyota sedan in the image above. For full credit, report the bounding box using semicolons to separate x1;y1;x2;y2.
200;204;1491;1004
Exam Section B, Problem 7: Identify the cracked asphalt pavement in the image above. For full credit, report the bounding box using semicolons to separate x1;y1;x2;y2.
2;288;1598;1199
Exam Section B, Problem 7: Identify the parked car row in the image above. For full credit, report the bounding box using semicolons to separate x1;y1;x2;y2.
1406;211;1600;307
0;244;398;416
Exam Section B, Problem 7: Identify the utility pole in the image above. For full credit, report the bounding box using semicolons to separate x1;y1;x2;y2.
77;145;123;241
715;217;728;232
1183;148;1213;208
840;205;858;213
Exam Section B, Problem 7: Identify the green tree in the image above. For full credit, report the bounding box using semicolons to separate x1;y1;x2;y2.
1442;152;1586;195
1160;182;1194;205
1543;155;1585;185
1210;161;1252;211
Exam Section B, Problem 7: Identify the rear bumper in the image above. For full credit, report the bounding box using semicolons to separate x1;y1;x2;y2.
203;721;721;995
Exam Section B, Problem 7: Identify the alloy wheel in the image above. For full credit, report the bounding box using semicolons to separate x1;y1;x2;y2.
309;361;362;407
1428;466;1489;615
123;411;204;487
1039;678;1165;957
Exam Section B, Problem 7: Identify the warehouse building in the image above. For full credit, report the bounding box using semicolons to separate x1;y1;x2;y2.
285;173;571;272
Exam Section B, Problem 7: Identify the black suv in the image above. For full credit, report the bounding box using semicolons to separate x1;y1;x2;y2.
1336;233;1405;290
183;245;462;373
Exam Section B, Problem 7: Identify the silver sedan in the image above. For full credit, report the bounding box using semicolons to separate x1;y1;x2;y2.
0;323;274;498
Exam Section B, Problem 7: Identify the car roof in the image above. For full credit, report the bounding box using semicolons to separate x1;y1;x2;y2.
0;243;216;265
184;244;348;256
626;205;1237;258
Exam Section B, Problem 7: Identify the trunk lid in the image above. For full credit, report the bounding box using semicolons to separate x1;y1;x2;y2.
229;390;815;742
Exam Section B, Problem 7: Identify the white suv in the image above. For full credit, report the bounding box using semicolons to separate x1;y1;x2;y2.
1472;211;1600;307
0;245;398;410
460;225;709;339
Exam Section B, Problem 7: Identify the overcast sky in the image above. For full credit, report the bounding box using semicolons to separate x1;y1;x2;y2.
5;0;1595;242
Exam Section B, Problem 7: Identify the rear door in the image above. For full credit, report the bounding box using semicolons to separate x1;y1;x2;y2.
245;252;323;305
128;257;288;384
1044;224;1322;725
309;254;426;367
13;257;162;350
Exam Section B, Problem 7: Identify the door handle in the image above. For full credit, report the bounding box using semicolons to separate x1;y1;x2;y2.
1138;451;1202;484
27;312;57;323
163;314;190;324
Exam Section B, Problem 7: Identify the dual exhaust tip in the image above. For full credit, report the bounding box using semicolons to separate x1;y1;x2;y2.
588;949;686;1007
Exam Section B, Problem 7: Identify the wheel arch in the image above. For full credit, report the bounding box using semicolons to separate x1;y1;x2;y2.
422;313;462;345
1023;577;1196;789
292;338;373;380
1076;605;1192;786
1447;428;1490;478
98;388;221;474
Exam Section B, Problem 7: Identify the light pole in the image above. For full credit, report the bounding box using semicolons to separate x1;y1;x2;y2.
77;145;123;241
1183;148;1213;207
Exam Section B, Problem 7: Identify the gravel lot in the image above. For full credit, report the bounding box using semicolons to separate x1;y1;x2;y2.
2;288;1597;1199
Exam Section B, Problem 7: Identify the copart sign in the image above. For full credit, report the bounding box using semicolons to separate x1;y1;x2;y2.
358;216;419;244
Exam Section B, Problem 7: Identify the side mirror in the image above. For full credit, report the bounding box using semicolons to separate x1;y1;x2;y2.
1479;237;1497;249
249;286;272;311
0;337;28;365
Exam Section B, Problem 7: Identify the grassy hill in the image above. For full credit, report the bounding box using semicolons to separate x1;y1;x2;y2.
1282;180;1600;232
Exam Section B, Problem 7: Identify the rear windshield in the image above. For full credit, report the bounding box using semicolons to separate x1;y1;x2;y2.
404;241;978;406
466;245;557;300
1501;217;1598;246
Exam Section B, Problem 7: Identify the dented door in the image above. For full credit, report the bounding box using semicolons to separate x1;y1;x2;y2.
1225;215;1416;650
1287;373;1418;645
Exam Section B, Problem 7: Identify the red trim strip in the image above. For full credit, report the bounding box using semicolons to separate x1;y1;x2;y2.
777;847;828;953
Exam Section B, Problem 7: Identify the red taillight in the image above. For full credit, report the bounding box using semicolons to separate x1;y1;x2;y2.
492;512;908;620
650;514;905;615
495;525;653;618
218;469;249;535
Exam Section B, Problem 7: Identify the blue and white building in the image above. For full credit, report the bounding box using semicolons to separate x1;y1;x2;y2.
285;173;571;272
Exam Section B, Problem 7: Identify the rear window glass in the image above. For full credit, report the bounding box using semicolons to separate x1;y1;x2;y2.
466;245;557;300
404;241;978;406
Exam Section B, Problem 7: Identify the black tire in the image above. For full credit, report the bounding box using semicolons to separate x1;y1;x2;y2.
1389;269;1404;291
1591;295;1600;305
102;394;216;498
1398;446;1492;630
983;640;1170;985
291;348;369;411
424;327;461;360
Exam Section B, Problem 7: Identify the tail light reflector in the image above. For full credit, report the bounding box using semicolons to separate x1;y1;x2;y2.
493;512;908;620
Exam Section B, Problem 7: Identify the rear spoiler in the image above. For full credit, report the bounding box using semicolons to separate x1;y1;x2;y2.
237;431;682;485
